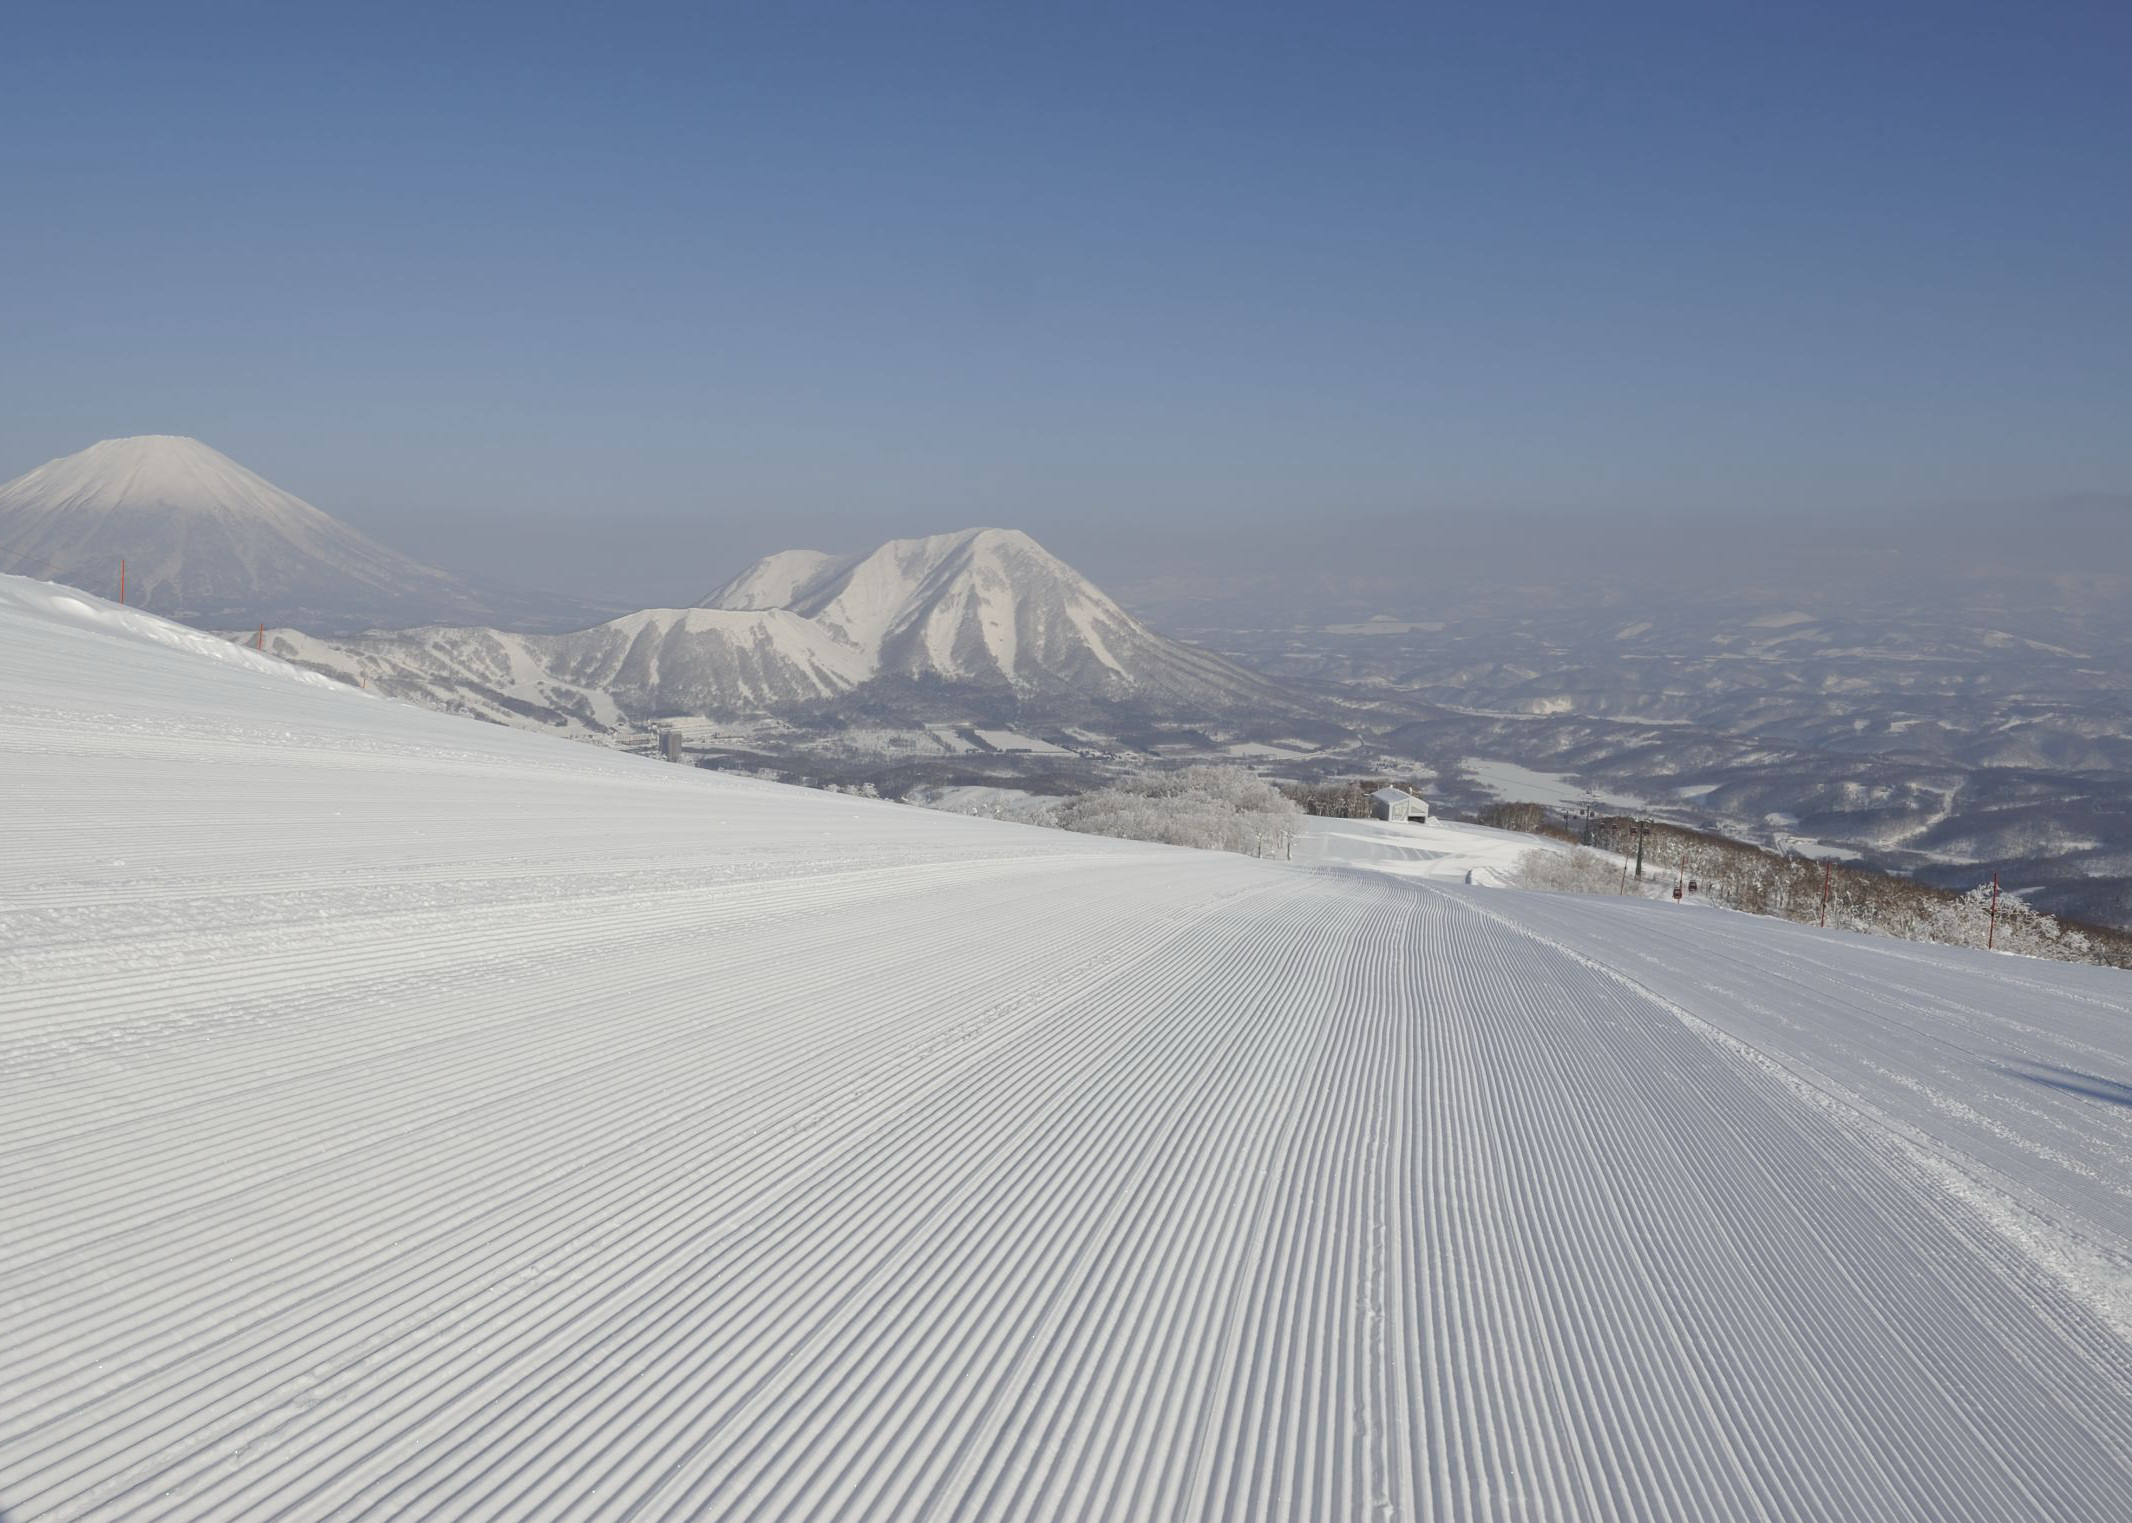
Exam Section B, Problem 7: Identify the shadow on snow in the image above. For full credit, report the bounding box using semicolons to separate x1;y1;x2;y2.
1996;1060;2132;1112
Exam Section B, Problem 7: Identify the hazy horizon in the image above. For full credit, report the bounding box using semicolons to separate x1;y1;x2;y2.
11;431;2129;613
5;3;2128;607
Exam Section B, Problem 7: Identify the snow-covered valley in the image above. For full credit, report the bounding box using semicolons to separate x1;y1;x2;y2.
8;571;2132;1520
1137;575;2132;928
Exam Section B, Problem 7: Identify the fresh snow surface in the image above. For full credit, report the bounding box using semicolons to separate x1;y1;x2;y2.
1294;814;1569;886
9;571;2132;1520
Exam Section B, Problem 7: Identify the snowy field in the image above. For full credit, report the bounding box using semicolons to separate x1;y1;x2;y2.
1460;756;1645;810
8;571;2132;1520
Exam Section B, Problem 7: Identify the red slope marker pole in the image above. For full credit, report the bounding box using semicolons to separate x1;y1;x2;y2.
1988;872;2000;950
256;622;264;650
1820;860;1832;928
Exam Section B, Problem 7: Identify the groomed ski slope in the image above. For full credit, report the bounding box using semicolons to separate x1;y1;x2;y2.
6;572;2132;1521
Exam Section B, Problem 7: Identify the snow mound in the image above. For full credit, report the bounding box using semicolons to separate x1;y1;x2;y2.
0;572;342;692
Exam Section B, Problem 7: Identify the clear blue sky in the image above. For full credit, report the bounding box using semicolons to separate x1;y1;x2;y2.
3;0;2127;600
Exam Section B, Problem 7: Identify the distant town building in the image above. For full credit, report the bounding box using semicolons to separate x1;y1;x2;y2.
662;730;684;763
1370;786;1427;824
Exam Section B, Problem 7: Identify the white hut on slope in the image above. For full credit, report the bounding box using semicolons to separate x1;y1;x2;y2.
1370;786;1428;824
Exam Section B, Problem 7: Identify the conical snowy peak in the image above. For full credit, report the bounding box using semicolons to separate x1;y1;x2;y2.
0;436;329;528
0;437;608;634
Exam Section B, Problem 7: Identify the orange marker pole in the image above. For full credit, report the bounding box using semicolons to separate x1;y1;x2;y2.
256;622;264;650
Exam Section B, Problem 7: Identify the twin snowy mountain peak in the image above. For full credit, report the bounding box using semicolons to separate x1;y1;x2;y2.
0;435;1279;722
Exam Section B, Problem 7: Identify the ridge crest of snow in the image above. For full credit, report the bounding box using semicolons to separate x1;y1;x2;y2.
692;526;1169;690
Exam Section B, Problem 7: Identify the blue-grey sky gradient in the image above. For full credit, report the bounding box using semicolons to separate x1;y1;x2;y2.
3;0;2127;600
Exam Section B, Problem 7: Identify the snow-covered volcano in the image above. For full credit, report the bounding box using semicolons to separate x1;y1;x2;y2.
0;435;608;633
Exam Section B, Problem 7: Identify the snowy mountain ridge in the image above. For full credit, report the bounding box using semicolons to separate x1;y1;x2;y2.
702;527;1176;689
0;437;1284;726
702;546;861;613
267;527;1291;729
264;604;876;730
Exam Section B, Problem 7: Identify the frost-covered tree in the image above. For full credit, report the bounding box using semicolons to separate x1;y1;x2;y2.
1912;883;2089;960
1502;831;2121;966
1479;802;1548;834
1513;847;1636;895
1058;766;1303;858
